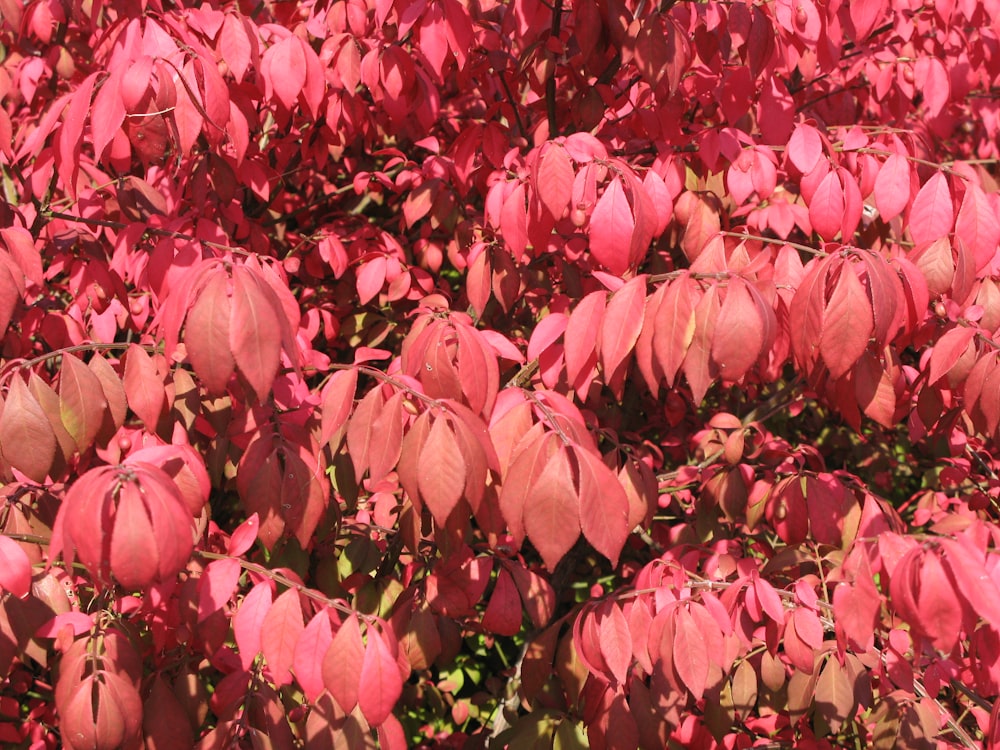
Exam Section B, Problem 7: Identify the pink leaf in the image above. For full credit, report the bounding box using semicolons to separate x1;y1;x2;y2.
787;122;824;174
233;582;273;671
820;264;873;378
197;557;242;621
598;604;632;686
261;588;304;686
123;344;164;431
294;610;334;702
266;36;307;109
418;415;467;526
0;535;31;598
359;628;405;726
909;172;954;247
711;278;764;382
323;614;365;713
230;266;282;402
536;145;574;220
873;153;911;223
672;607;709;699
575;447;630;568
808;169;845;241
600;275;646;379
523;446;581;570
228;513;260;557
590;177;634;275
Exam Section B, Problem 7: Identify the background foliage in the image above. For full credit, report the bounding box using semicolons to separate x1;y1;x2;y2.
2;0;1000;747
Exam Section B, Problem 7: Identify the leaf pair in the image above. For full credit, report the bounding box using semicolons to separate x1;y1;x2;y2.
0;355;125;483
52;462;195;590
498;431;630;569
160;257;299;402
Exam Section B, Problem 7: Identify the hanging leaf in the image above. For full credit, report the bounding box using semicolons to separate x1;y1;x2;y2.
522;445;581;570
58;354;107;454
261;588;305;687
0;376;57;482
589;177;634;275
536;145;574;220
230;266;283;402
233;582;274;671
418;414;467;526
185;269;235;395
358;627;404;726
820;264;873;379
123;344;165;431
575;447;630;567
908;172;953;247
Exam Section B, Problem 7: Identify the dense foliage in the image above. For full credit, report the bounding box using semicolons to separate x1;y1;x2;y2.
3;0;1000;747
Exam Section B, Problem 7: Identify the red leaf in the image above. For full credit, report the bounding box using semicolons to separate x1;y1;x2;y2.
90;67;125;161
955;183;1000;273
598;604;632;686
565;291;606;393
58;354;107;453
711;278;764;382
481;567;523;636
418;414;467;526
0;376;56;482
185;269;235;395
108;488;155;591
507;561;556;629
928;326;978;385
123;344;165;431
854;351;896;428
682;284;720;404
230;266;283;402
295;610;334;702
575;447;630;567
359;627;405;726
808;169;845;241
228;513;260;557
265;35;307;109
536;145;574;220
498;428;554;545
85;353;124;432
526;312;567;363
143;675;195;750
590;177;634;275
261;588;304;687
652;276;697;386
233;582;274;671
909;172;954;247
820;264;873;378
522;445;581;570
600;275;646;380
366;391;404;484
938;538;1000;631
197;557;242;622
323;614;365;713
0;535;31;599
914;57;949;119
832;562;880;653
873;153;912;223
791;607;824;649
787;122;823;174
218;13;254;82
356;254;387;305
672;607;709;699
